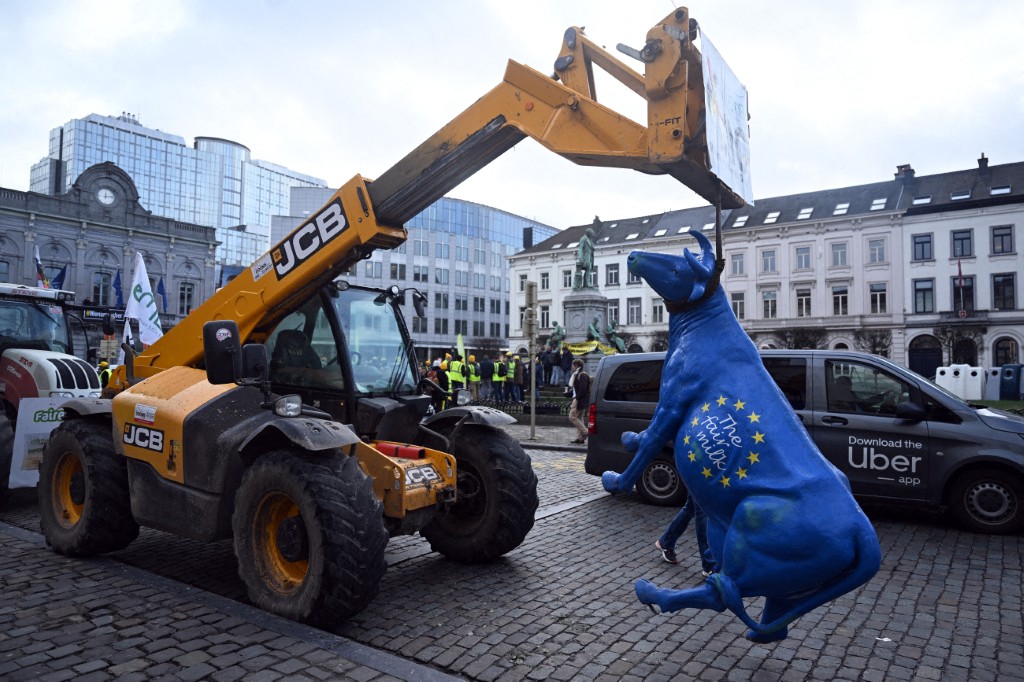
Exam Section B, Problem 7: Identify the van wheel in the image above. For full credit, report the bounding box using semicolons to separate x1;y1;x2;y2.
233;450;388;627
637;457;687;506
948;467;1024;534
38;419;139;555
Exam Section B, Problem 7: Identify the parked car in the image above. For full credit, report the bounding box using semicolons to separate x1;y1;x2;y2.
585;350;1024;534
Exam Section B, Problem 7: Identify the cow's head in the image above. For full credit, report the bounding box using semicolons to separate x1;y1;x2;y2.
627;229;719;306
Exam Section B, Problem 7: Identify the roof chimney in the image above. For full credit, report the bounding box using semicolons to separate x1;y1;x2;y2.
978;153;990;176
894;163;915;185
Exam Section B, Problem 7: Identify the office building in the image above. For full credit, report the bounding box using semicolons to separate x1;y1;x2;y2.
30;113;326;274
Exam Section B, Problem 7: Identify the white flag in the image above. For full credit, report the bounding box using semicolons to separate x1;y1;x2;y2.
124;252;163;347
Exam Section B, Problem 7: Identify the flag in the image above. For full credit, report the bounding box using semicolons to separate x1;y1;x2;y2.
124;252;163;347
156;277;168;311
113;269;124;308
50;264;67;290
34;245;49;288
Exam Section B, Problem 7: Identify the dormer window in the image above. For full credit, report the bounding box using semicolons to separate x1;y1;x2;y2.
912;196;931;205
764;211;780;224
950;190;971;200
797;207;813;220
991;186;1011;195
625;233;640;240
653;229;667;237
732;215;748;227
833;202;849;216
870;198;886;210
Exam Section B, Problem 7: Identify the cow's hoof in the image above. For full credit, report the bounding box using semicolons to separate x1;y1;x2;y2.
635;578;660;613
746;626;788;643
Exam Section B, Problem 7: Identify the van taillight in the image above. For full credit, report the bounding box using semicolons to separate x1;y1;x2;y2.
588;402;596;434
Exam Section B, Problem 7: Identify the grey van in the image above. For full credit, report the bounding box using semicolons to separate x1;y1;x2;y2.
584;350;1024;534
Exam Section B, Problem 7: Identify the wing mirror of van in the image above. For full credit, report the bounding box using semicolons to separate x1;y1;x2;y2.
895;401;925;422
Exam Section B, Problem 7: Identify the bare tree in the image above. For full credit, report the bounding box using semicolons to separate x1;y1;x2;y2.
649;330;670;352
853;329;892;358
781;327;828;350
933;325;985;364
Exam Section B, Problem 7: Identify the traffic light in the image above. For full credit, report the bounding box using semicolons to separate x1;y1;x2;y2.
524;281;538;338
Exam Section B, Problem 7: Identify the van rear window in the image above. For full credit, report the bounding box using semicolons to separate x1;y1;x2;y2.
605;361;663;402
763;357;807;410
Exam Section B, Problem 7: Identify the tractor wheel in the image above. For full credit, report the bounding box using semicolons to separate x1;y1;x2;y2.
0;412;13;507
232;450;388;627
38;419;139;556
421;424;538;563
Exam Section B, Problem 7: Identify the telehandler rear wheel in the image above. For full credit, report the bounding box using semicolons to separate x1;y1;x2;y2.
233;449;388;627
421;424;538;563
38;419;139;556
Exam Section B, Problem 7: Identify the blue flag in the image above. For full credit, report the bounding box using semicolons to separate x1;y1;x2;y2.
50;264;68;290
157;277;168;311
113;269;124;308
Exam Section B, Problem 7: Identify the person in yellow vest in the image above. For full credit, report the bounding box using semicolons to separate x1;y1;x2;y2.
449;354;465;390
466;354;480;401
504;353;517;402
492;354;508;401
98;361;111;388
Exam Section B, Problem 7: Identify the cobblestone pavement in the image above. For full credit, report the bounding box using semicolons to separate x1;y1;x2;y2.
2;423;1023;681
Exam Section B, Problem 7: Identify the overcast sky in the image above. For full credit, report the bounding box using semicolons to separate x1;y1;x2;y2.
2;0;1023;230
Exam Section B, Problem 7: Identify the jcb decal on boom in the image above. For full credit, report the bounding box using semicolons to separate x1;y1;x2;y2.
123;423;164;452
271;198;348;279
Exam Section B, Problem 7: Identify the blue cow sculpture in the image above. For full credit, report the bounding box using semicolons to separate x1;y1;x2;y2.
602;230;881;642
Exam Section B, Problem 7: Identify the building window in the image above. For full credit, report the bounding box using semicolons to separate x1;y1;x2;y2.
731;292;745;320
455;270;469;287
870;198;887;211
992;225;1014;254
434;318;449;335
797;207;813;220
952;275;975;311
473;296;485;312
413;239;429;256
435;268;449;284
364;261;382;278
732;215;749;227
831;242;847;267
833;202;850;216
870;283;887;314
796;289;811;317
562;269;573;288
606;263;620;286
540;271;550;290
730;253;744;276
434;292;449;309
608;300;619;324
652;302;664;324
389;263;406;280
993;274;1016;310
540;305;550;328
626;270;640;284
832;286;848;316
912;234;933;261
518;273;527;291
454;319;468;335
795;246;811;270
952;230;973;258
913;279;935;313
762;291;777;319
761;250;776;273
454;296;468;312
92;272;112;306
178;282;195;316
994;337;1019;365
764;211;780;224
868;238;886;264
627;298;642;325
435;243;449;259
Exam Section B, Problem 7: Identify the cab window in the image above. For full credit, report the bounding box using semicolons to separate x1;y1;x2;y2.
763;357;807;410
266;299;344;391
825;360;909;416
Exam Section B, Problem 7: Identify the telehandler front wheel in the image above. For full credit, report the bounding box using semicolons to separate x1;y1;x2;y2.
421;425;538;563
232;450;388;627
38;419;139;556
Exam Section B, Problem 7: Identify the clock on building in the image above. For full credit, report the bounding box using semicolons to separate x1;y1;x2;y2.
97;187;115;205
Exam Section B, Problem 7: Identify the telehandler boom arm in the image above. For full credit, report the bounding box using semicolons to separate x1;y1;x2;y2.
111;6;743;389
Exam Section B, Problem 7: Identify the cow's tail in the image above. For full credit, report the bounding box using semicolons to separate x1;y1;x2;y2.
710;523;882;636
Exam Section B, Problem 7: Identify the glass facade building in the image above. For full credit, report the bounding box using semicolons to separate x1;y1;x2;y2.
274;188;559;358
30;113;327;270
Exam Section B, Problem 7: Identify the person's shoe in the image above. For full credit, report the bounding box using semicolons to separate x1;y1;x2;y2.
655;540;678;564
701;569;715;577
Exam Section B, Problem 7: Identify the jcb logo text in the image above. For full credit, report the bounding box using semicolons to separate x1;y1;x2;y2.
123;424;164;452
272;199;347;279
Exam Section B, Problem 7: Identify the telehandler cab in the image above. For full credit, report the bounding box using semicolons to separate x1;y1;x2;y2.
38;7;746;626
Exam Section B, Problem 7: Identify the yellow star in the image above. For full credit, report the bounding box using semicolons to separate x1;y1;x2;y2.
716;396;727;406
688;451;697;462
737;467;748;479
748;412;761;423
702;467;712;479
733;399;746;410
691;416;699;427
702;402;710;412
720;476;731;488
752;431;765;444
747;451;760;464
683;435;690;445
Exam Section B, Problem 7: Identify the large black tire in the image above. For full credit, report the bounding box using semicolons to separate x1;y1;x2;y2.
232;450;388;627
421;425;538;563
0;412;13;507
38;419;139;556
637;456;687;506
947;467;1024;534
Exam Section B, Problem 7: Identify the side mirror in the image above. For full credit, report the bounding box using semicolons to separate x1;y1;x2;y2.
102;313;116;336
413;290;428;318
895;401;925;422
203;320;242;384
241;344;269;382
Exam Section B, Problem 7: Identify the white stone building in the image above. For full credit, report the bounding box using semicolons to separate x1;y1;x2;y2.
508;156;1024;378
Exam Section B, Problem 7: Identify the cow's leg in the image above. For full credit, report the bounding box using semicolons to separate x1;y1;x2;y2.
746;596;796;642
635;578;726;613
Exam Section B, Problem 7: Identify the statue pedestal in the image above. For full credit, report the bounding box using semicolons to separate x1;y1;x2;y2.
563;290;608;375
